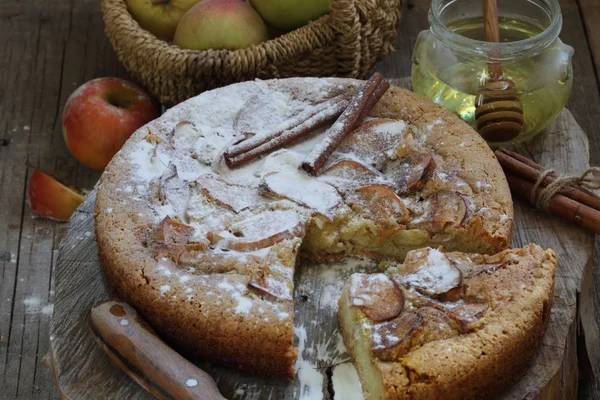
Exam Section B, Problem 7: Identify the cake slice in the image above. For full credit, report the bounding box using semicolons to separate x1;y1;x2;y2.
338;244;556;400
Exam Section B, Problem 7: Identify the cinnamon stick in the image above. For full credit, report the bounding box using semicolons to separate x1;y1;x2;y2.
504;171;600;235
225;98;350;168
495;148;600;211
357;79;390;124
225;93;349;161
301;73;389;176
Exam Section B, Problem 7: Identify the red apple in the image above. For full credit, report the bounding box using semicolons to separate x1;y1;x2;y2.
27;168;85;221
62;78;158;170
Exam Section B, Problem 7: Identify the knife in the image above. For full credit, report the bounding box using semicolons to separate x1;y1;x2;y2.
90;300;226;400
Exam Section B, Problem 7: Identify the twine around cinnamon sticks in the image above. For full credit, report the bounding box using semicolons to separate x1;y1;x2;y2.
496;147;600;234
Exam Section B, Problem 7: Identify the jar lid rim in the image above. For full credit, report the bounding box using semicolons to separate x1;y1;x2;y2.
428;0;563;59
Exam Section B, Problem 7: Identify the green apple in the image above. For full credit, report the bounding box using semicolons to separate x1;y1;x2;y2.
174;0;268;51
126;0;202;40
250;0;331;31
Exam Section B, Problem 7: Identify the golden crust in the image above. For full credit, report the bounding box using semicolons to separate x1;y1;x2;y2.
95;77;513;378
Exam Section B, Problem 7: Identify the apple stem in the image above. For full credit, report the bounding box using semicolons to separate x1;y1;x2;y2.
151;0;170;4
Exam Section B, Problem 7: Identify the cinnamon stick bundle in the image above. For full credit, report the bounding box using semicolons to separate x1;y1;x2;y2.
495;147;600;235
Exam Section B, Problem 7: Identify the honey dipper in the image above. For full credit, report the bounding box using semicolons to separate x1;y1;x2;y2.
475;0;524;142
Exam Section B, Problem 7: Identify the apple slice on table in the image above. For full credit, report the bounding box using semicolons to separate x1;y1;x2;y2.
27;168;85;221
62;77;158;170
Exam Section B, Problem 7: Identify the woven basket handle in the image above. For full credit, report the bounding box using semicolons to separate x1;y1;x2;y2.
328;0;362;77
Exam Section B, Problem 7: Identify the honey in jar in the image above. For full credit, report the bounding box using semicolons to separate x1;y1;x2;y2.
411;0;574;145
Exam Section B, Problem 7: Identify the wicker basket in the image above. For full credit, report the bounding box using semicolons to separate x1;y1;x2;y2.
100;0;403;106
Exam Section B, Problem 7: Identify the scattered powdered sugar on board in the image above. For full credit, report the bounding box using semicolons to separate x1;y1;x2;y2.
332;362;364;400
23;297;41;313
295;326;324;400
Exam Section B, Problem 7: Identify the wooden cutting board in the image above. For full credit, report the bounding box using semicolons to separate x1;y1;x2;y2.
46;81;599;399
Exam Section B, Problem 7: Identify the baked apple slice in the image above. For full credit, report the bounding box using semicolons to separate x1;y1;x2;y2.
445;302;489;333
351;184;410;225
151;140;174;168
394;247;464;300
197;173;263;214
153;216;197;260
178;250;265;274
248;275;293;302
348;273;404;322
384;152;436;194
158;164;190;219
318;159;383;195
169;121;198;150
410;191;472;232
404;289;488;334
218;209;306;251
371;312;423;361
429;190;473;231
259;171;342;217
335;118;408;170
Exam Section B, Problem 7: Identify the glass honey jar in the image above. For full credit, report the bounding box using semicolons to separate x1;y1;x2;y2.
411;0;574;145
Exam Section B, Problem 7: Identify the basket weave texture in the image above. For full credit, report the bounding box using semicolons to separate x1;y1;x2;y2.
101;0;403;106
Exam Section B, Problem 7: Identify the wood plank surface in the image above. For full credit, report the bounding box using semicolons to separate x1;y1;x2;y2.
0;0;600;399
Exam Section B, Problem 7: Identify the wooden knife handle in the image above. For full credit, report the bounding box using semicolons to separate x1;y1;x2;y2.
90;300;226;400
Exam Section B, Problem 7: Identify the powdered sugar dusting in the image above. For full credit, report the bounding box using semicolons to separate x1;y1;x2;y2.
332;362;364;400
400;248;461;294
261;170;342;216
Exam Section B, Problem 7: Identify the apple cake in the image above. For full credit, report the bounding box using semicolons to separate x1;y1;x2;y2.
94;77;513;379
338;244;557;400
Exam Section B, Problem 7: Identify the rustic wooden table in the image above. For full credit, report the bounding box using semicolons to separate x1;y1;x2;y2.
1;0;599;399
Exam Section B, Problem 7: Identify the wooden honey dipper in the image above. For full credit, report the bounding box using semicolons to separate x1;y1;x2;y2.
475;0;524;142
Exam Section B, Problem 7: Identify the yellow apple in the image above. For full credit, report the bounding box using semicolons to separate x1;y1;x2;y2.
174;0;268;51
250;0;330;31
126;0;202;40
